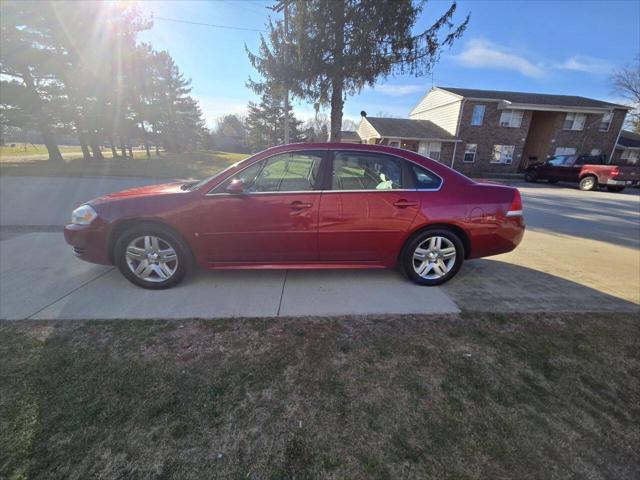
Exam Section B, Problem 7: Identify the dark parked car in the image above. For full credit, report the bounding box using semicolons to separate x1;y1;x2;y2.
65;143;525;289
525;154;640;192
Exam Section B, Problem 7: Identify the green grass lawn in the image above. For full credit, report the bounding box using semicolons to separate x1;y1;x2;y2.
0;144;84;157
1;313;638;479
0;150;248;179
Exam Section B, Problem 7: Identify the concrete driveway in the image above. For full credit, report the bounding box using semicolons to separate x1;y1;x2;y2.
0;175;638;319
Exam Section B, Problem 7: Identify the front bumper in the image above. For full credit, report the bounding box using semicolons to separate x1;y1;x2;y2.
64;221;112;265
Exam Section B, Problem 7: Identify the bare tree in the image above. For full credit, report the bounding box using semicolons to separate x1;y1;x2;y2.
612;56;640;132
303;112;330;142
341;118;358;132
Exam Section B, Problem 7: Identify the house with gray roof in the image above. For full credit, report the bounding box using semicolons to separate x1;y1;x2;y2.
612;130;640;165
357;86;631;174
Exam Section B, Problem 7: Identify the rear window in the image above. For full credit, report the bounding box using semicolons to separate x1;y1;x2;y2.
411;164;442;190
576;155;604;165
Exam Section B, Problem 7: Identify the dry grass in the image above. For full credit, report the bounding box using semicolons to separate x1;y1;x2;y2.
1;313;639;479
0;150;248;179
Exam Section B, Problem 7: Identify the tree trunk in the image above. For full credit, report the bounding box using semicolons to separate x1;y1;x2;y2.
127;141;133;158
109;136;118;158
152;125;160;155
78;130;91;161
21;69;63;163
143;132;151;158
120;139;127;158
90;141;103;160
329;79;344;142
42;129;64;163
329;0;345;142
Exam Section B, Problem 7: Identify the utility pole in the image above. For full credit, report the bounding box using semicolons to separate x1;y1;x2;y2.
283;0;290;144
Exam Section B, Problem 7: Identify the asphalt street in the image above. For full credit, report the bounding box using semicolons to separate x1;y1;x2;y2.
0;175;638;319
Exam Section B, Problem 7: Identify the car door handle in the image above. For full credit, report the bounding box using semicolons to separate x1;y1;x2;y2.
289;201;313;210
393;200;418;208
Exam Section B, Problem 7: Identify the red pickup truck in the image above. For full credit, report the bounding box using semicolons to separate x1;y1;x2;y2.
524;154;640;192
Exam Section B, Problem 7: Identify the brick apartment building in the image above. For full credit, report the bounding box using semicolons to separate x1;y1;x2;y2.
356;87;630;174
612;129;640;165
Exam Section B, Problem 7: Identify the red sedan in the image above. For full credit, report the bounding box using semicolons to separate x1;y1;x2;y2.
64;143;524;289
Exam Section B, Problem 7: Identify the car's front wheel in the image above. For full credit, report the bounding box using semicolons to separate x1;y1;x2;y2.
401;229;464;286
114;224;190;289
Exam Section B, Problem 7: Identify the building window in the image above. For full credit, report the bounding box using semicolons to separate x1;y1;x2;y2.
599;112;613;131
471;105;485;126
463;144;477;163
499;109;524;128
554;147;577;156
426;141;441;160
621;149;640;165
419;141;441;160
590;149;601;156
563;112;587;131
491;145;515;164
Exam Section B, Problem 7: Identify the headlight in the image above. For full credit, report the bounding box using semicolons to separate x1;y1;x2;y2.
71;205;97;225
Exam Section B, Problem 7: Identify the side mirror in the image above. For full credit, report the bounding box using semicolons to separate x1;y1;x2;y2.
225;179;245;194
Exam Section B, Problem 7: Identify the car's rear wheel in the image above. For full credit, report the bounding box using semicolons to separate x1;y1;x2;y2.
524;170;537;183
606;185;625;193
114;224;190;289
401;229;464;286
579;175;598;191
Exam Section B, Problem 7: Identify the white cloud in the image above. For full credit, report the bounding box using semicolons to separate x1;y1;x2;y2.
456;38;615;79
554;55;613;74
456;39;544;78
374;84;425;96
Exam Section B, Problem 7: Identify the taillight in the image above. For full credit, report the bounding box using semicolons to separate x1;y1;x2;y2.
611;166;620;177
506;189;523;217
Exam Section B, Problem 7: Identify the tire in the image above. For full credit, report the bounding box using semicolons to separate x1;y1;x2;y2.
606;186;625;193
579;175;598;191
114;224;191;289
524;170;537;183
401;228;465;286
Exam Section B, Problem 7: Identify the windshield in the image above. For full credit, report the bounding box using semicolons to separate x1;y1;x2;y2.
183;160;245;191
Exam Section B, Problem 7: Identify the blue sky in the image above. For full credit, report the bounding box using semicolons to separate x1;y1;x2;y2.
139;0;640;127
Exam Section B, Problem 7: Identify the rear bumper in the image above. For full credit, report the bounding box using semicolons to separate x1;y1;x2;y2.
64;222;112;265
468;216;525;259
606;179;638;186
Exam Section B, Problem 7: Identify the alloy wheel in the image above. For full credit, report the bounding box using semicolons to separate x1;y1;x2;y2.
580;177;596;190
412;236;457;280
125;235;178;282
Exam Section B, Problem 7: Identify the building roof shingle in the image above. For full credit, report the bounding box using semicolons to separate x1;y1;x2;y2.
365;117;456;141
340;130;360;141
439;87;628;110
618;130;640;149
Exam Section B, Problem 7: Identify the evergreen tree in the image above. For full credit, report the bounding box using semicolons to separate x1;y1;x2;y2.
1;1;206;159
0;1;66;162
248;0;468;140
245;91;303;151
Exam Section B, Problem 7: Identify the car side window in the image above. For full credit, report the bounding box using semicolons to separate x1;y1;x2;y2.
213;152;322;193
331;152;403;190
212;160;264;193
548;156;567;166
251;152;322;192
410;164;442;189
